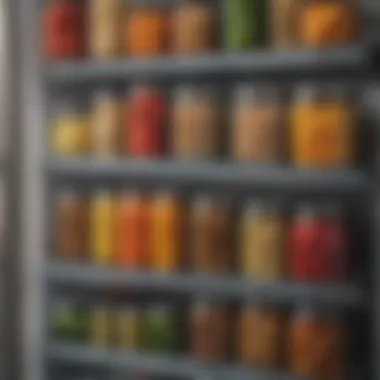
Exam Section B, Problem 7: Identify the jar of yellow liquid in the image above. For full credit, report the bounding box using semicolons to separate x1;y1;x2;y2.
149;191;183;273
89;190;115;266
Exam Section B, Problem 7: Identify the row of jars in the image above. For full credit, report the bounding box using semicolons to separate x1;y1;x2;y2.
52;84;355;168
52;298;346;380
55;189;348;284
43;0;361;60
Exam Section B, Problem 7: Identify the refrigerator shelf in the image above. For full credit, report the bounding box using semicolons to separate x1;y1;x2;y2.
44;46;372;84
46;343;301;380
46;263;368;308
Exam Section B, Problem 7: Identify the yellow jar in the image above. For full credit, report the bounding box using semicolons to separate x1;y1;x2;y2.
89;190;115;266
149;191;183;273
291;85;354;168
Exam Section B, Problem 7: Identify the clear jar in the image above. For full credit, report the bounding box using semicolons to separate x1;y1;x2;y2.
91;90;121;157
232;84;283;163
90;303;112;348
291;84;354;168
240;199;284;280
89;0;123;59
171;0;215;54
171;86;219;159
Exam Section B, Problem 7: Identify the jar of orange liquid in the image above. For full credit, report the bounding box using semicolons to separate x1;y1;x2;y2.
89;190;115;266
115;190;148;269
149;191;183;273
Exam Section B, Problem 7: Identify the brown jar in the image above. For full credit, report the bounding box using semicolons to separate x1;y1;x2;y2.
171;0;215;54
171;86;220;159
288;306;346;380
238;302;283;368
190;299;230;363
55;191;89;261
190;195;233;274
231;85;283;163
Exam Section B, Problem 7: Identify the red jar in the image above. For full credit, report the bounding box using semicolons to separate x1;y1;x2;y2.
43;0;85;60
289;204;347;283
126;86;166;157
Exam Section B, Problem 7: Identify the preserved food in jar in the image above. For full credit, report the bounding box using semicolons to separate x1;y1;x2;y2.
231;85;283;163
90;303;112;348
149;192;183;272
125;3;168;57
290;85;354;168
89;191;115;266
299;0;360;47
114;306;140;349
115;191;148;269
270;0;303;48
43;0;85;59
238;303;283;368
289;204;347;283
171;1;214;54
240;200;284;280
127;85;166;157
289;307;346;380
51;102;91;156
190;299;230;363
89;0;123;59
171;86;219;159
55;191;89;261
223;0;266;51
91;90;121;157
190;195;233;274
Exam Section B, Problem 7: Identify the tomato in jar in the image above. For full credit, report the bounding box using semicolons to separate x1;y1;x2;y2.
43;0;85;60
289;204;347;283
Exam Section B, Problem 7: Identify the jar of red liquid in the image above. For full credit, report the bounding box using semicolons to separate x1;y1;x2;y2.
289;204;347;283
126;85;166;158
43;0;85;60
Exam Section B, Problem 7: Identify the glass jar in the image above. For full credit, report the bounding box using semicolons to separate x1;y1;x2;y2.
90;303;112;348
89;190;115;266
290;84;354;168
89;0;123;59
125;1;168;57
289;203;347;283
299;0;360;47
114;306;140;349
240;200;284;280
238;302;283;368
51;101;91;157
190;299;230;363
171;86;219;159
223;0;266;51
127;85;166;158
115;190;148;269
190;195;233;274
43;0;85;60
91;90;121;157
149;191;183;273
231;85;283;163
54;190;89;261
289;306;346;380
171;0;215;55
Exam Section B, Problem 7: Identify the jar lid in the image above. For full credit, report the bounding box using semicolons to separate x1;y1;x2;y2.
173;85;217;103
53;99;86;116
92;189;113;199
233;84;281;104
244;198;281;216
294;202;342;220
294;83;349;103
293;304;343;320
91;89;118;104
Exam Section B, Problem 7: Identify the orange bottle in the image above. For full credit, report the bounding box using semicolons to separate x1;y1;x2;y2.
115;191;148;269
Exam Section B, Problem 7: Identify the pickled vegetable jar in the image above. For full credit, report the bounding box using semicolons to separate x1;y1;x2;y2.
90;303;112;348
114;306;140;349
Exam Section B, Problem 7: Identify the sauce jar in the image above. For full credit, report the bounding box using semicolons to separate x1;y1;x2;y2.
43;0;85;60
299;0;360;47
238;302;283;368
240;200;284;281
115;190;149;269
289;203;347;283
290;84;354;168
54;190;89;261
190;195;233;275
231;84;283;163
171;0;215;55
127;85;166;158
91;90;121;158
171;86;219;159
289;306;346;380
125;1;168;57
114;306;140;350
90;303;112;348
